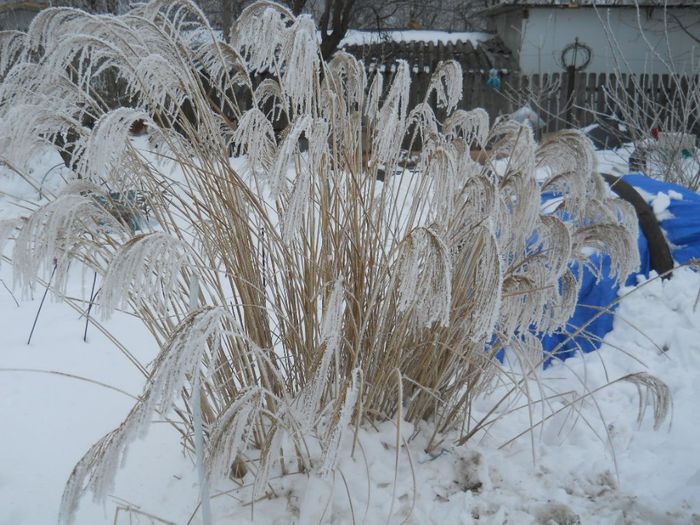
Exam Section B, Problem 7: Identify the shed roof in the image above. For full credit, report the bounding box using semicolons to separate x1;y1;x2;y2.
341;35;516;75
483;0;698;11
481;0;700;15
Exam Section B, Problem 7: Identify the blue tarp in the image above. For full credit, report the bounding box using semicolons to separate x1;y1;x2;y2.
541;173;700;364
624;174;700;264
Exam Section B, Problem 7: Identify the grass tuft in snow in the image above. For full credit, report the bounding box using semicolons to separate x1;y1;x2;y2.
0;1;650;522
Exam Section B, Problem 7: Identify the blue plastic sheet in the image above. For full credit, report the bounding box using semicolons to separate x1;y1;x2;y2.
540;173;698;364
624;174;700;265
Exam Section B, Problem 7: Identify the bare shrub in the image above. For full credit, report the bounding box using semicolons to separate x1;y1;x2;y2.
0;1;642;522
595;2;700;189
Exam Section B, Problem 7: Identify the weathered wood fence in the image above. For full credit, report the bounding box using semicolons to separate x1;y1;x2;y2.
347;37;699;134
89;46;698;138
503;72;700;134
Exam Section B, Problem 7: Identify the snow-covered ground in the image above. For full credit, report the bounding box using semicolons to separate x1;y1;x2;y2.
2;148;700;524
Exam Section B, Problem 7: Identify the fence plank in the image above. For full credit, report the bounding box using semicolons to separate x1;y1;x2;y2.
543;72;552;132
581;72;595;126
596;73;606;116
574;72;587;126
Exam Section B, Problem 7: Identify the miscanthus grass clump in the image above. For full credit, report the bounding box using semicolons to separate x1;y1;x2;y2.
0;1;647;522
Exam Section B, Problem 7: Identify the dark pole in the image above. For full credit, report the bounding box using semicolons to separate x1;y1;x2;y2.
563;37;583;127
565;64;576;127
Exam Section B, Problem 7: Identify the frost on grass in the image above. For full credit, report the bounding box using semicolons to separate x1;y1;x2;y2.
427;60;463;113
12;193;128;295
60;306;235;525
620;372;672;431
0;1;650;522
99;232;191;319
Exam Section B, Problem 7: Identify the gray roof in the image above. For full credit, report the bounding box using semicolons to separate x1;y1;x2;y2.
484;0;698;7
342;36;516;75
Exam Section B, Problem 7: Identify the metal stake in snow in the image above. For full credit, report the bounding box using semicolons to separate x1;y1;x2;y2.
83;272;98;342
27;259;57;345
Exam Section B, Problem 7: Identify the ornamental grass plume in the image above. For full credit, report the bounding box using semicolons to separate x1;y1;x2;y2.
0;1;646;522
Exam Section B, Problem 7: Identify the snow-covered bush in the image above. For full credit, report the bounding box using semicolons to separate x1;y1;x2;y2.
0;1;642;522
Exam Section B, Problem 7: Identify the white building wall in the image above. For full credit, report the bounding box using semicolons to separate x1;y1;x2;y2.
518;7;700;74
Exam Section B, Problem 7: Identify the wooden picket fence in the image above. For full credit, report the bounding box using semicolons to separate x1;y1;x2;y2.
351;42;699;134
89;54;698;137
495;72;699;133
